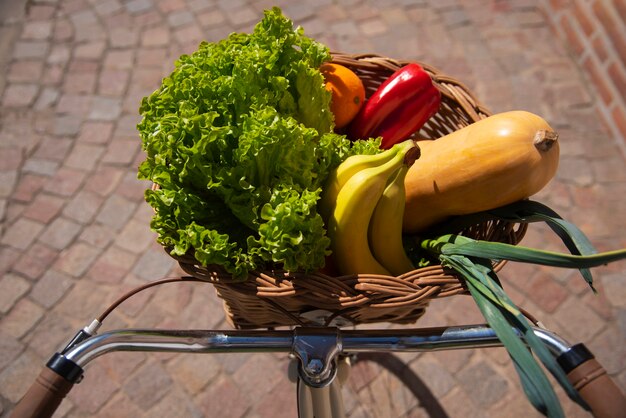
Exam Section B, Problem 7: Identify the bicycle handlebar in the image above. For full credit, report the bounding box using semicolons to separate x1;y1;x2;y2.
10;325;626;418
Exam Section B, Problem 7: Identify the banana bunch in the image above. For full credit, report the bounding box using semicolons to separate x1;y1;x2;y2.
320;140;420;276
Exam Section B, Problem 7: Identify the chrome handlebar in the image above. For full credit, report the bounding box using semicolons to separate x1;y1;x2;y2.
62;324;572;387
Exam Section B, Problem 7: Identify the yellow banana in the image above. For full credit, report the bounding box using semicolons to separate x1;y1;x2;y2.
327;141;419;276
318;146;400;223
368;164;415;276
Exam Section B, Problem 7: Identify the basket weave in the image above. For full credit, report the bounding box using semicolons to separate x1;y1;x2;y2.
164;52;528;329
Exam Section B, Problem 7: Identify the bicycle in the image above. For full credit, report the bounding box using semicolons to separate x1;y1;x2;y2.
9;273;626;418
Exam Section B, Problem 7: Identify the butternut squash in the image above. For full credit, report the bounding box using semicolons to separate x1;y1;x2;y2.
403;110;560;233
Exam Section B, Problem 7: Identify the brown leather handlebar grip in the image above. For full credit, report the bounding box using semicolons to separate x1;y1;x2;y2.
567;358;626;418
10;366;75;418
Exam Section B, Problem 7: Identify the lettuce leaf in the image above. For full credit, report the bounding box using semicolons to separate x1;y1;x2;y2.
137;8;379;279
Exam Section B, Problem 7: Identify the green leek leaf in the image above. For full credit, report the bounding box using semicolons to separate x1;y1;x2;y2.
442;254;565;417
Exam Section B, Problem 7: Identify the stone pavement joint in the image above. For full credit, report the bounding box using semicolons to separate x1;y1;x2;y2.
0;1;625;417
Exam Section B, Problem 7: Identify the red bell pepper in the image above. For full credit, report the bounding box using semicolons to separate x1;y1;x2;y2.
348;63;441;149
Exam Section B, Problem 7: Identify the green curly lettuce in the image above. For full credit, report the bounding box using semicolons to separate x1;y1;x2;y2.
137;8;380;279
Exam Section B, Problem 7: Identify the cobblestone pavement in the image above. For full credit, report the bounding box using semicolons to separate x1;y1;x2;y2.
1;0;625;417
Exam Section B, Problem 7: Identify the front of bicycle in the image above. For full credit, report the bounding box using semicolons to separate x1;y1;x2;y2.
9;301;626;418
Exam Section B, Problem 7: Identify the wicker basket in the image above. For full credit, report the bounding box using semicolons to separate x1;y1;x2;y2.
164;52;528;329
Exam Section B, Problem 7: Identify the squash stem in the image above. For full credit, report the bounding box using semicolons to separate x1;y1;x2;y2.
533;130;559;151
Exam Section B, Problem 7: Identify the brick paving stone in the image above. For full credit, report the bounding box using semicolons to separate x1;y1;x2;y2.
252;376;298;418
28;4;57;20
146;386;203;417
167;9;194;27
122;360;173;410
586;324;626;374
136;47;168;68
0;350;43;403
125;0;155;15
62;190;104;224
7;60;45;83
75;41;107;60
52;114;83;136
166;282;225;328
103;49;135;70
77;121;114;144
101;138;140;165
89;96;123;121
582;285;614;321
78;223;116;249
30;269;74;309
55;279;110;321
62;71;97;95
53;19;74;42
68;362;121;414
0;171;18;200
140;27;170;47
132;9;164;28
369;367;421;417
440;386;483;418
110;27;140;48
98;69;130;97
407;353;456;399
188;0;212;12
45;167;86;197
600;272;626;308
166;351;221;394
0;331;25;370
0;298;45;339
87;244;137;283
22;158;59;177
196;375;250;418
552;295;607;343
347;355;381;392
32;137;73;162
93;0;124;17
131;245;175;281
116;172;149;202
24;311;75;358
0;274;30;314
198;8;226;27
12;40;49;59
114;219;156;253
2;84;40;107
53;241;100;277
232;353;285;400
95;351;147;386
38;216;82;250
68;7;98;26
456;359;510;408
96;393;145;418
173;24;205;46
108;275;150;318
226;6;259;28
524;272;570;313
0;218;45;250
22;20;54;40
42;64;65;86
64;143;106;171
96;194;137;229
84;165;125;196
12;242;59;280
157;0;187;13
359;17;388;36
131;68;166;91
21;193;64;224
